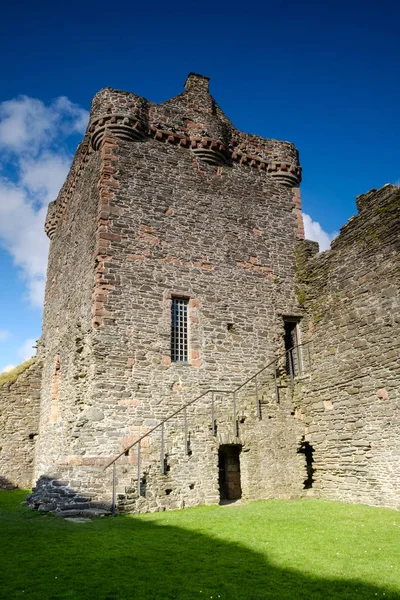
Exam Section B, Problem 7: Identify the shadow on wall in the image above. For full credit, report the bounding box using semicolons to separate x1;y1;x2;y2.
0;476;17;490
0;491;398;600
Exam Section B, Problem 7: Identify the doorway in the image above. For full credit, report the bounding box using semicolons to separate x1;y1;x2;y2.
283;318;302;376
218;445;242;502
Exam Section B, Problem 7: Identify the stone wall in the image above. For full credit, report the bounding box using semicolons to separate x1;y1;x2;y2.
0;360;42;489
296;184;400;509
24;74;400;516
33;146;101;480
29;73;309;514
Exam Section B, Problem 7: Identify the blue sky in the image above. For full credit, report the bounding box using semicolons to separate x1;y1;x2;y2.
0;0;399;372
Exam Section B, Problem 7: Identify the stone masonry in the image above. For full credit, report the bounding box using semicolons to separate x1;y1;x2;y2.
28;73;307;514
0;360;42;489
1;73;398;516
295;184;400;509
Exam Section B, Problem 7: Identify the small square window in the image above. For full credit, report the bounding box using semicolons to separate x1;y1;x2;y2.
171;298;188;362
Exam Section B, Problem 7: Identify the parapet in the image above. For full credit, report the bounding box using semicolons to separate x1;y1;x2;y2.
356;184;399;212
88;73;301;183
45;73;302;239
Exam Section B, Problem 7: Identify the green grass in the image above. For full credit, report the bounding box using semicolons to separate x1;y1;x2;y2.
0;358;35;387
1;491;400;600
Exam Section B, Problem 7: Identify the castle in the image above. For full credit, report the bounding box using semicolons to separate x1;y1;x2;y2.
0;74;399;516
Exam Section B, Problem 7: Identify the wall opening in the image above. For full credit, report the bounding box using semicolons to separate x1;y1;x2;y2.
171;297;188;362
297;437;315;489
218;445;242;503
283;317;302;376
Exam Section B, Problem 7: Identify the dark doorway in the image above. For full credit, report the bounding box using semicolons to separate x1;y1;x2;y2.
218;445;242;502
283;318;302;376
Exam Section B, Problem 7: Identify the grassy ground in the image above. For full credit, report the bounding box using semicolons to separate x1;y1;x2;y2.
1;491;399;600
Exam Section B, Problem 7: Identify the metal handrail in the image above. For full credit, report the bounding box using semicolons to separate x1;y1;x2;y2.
104;341;311;471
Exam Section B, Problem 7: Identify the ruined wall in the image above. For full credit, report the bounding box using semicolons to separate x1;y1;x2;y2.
296;185;400;509
0;360;42;489
29;74;308;514
33;141;101;480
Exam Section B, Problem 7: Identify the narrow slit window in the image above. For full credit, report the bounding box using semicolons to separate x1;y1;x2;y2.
171;298;188;362
283;317;302;376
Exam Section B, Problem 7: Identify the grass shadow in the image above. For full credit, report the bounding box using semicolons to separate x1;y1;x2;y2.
0;490;399;599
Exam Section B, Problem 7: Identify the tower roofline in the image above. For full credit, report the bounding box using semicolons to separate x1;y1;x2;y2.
184;72;210;93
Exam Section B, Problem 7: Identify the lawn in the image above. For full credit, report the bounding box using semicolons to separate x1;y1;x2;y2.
1;491;399;599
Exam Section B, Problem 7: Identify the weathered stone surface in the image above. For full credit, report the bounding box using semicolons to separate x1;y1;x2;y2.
295;184;400;509
2;73;398;516
28;73;307;514
0;360;42;489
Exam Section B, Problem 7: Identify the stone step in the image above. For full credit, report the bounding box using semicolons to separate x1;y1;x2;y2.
59;508;111;518
59;502;91;511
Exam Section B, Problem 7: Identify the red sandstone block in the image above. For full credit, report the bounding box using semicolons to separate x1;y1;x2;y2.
104;180;120;189
101;165;116;174
94;293;107;302
67;456;83;466
128;254;145;261
102;136;118;146
99;191;113;200
92;301;104;311
99;232;122;242
137;232;159;245
119;399;141;406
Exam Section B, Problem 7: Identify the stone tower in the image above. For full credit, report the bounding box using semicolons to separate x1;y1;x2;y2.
3;73;398;515
30;73;307;513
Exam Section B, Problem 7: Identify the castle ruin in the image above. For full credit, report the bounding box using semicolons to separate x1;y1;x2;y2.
0;73;399;515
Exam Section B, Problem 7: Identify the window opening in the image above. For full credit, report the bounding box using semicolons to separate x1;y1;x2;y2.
171;297;188;362
283;318;302;376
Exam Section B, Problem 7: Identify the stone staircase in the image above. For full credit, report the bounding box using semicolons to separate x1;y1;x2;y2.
26;475;112;518
104;342;311;515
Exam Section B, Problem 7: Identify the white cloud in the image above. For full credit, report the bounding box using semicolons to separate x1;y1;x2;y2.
0;94;89;309
0;180;49;307
302;213;337;252
20;152;71;205
0;330;10;341
0;95;88;154
18;338;37;361
1;364;16;374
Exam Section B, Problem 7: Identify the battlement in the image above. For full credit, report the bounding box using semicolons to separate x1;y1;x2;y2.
88;74;300;175
45;74;301;240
